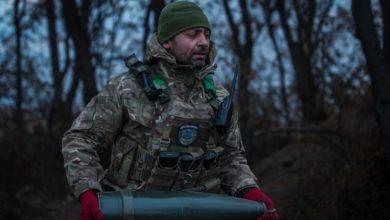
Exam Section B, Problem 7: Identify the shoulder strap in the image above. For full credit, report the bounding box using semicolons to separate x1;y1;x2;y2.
124;54;170;103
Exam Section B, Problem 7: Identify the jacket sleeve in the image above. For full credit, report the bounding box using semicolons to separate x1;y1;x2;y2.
217;95;259;196
62;79;123;197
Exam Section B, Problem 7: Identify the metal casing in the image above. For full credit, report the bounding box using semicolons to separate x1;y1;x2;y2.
98;190;265;220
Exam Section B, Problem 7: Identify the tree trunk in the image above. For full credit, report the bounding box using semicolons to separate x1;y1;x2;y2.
352;0;390;169
61;0;97;104
143;0;165;54
291;47;326;124
13;0;23;129
276;0;326;125
238;58;252;142
264;1;291;124
223;0;256;165
46;0;66;131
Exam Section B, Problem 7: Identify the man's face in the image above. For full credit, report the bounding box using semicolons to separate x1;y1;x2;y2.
162;27;210;68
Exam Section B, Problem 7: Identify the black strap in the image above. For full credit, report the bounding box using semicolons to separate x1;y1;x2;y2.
124;54;168;102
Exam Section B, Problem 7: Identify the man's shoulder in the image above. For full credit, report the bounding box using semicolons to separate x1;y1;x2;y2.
108;71;134;85
215;83;230;103
106;71;144;97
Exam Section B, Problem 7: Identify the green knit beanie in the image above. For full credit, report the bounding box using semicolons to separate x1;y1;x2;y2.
157;1;211;43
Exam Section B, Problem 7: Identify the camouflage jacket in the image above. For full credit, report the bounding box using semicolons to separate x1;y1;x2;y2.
62;34;258;198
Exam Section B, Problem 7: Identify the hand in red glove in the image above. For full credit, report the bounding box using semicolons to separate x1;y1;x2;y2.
80;190;104;220
243;188;279;220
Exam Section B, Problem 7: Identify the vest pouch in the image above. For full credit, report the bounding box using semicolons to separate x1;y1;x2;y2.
197;167;221;193
171;153;202;190
145;152;180;190
197;148;224;191
198;167;220;184
106;136;137;187
171;169;201;190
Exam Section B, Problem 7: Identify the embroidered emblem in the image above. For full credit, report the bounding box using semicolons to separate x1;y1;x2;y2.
178;125;198;146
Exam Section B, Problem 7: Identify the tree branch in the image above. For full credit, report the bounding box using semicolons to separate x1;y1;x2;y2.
276;0;295;50
239;0;253;56
222;0;242;56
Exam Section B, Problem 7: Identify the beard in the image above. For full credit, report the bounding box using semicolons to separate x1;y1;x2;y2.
175;47;209;68
189;55;206;68
189;46;208;68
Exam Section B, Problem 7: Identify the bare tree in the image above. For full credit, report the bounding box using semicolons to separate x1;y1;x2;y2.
13;0;25;129
275;0;330;125
262;0;291;124
222;0;258;147
352;0;390;169
61;0;97;104
143;0;166;54
45;0;78;133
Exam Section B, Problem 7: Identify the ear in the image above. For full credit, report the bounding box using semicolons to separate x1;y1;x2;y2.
162;42;171;49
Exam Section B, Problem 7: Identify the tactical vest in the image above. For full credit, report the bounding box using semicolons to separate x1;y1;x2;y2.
106;55;224;192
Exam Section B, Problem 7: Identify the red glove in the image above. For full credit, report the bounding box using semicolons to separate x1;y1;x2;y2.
80;190;104;220
243;188;279;220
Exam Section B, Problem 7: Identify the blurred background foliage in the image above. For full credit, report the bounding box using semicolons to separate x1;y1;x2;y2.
0;0;389;219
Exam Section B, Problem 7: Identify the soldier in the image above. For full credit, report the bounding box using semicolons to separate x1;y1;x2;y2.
62;1;278;220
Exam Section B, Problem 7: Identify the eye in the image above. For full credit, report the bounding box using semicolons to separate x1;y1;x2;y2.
186;30;197;37
205;32;210;39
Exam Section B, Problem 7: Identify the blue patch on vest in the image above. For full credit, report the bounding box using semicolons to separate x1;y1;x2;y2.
178;125;198;146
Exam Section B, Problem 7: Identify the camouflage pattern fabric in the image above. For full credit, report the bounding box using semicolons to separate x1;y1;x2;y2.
62;34;258;197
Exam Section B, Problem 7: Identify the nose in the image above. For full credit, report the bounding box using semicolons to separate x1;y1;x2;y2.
197;33;209;47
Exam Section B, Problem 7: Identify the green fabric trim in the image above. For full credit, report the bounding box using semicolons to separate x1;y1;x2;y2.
152;73;168;89
152;73;170;103
202;72;216;95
